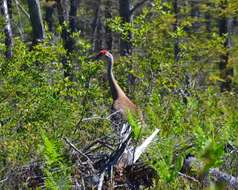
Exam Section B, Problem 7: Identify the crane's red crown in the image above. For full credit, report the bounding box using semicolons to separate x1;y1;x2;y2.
96;49;110;58
95;50;113;63
99;49;109;55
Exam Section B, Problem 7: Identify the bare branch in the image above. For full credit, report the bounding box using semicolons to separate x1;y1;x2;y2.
63;137;95;172
209;168;238;190
15;0;30;18
27;0;45;44
79;111;121;122
14;0;24;39
0;177;8;184
178;172;200;184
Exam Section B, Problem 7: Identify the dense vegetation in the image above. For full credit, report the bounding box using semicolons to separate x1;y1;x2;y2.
1;0;238;189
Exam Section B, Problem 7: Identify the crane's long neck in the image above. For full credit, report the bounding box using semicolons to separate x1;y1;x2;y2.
107;56;126;100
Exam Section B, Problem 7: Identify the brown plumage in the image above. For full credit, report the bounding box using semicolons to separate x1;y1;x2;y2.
95;50;143;123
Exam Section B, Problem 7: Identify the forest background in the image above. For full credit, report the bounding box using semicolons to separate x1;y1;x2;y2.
1;0;238;189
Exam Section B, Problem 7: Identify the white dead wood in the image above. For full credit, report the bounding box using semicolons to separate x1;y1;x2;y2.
97;171;105;190
132;128;160;164
117;128;160;166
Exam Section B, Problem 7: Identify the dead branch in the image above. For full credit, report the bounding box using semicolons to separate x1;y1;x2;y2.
102;134;132;171
15;0;30;18
63;137;95;172
178;172;200;184
209;168;238;190
183;156;238;190
133;128;160;164
0;177;8;184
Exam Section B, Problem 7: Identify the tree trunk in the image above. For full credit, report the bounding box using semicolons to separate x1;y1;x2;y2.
119;0;136;94
56;0;69;46
56;0;71;78
1;0;14;58
57;0;77;52
56;0;78;79
69;0;79;32
205;2;211;35
27;0;44;45
104;0;113;50
119;0;132;56
92;0;102;51
191;0;200;32
45;1;56;32
56;0;68;21
7;0;12;18
218;1;233;91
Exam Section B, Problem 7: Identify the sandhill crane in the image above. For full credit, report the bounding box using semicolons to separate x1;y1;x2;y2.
94;49;144;144
95;50;143;124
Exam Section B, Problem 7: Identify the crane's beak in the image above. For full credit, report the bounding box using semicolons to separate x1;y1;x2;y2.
87;55;98;60
87;53;102;61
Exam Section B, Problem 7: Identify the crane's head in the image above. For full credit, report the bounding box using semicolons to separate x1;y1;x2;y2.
95;50;113;63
